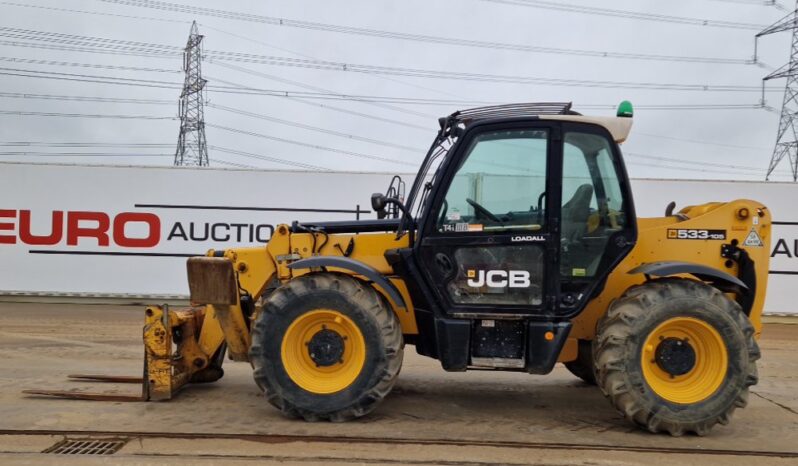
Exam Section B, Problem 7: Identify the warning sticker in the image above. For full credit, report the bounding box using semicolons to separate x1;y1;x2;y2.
743;228;764;247
440;223;484;233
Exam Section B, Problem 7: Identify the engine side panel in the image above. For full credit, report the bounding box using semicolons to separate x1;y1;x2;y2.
569;199;772;344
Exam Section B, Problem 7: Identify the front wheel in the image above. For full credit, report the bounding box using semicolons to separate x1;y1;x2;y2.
594;278;759;436
250;273;403;421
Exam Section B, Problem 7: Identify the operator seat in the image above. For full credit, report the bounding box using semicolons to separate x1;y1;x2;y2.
561;184;594;246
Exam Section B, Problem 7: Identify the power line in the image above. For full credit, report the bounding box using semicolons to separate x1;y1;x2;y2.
211;74;437;118
0;26;181;52
0;152;172;157
210;56;435;119
0;1;189;24
0;142;326;170
0;109;176;120
625;162;764;177
208;123;418;167
210;158;255;169
0;89;771;162
633;131;770;151
0;56;178;74
0;67;182;90
0;61;778;100
0;27;782;93
625;158;767;176
580;103;768;111
0;37;179;58
202;23;467;103
0;150;254;169
0;84;766;114
96;0;757;64
706;0;786;10
208;103;423;152
0;25;439;124
479;0;768;30
0;91;172;105
209;145;329;171
625;151;765;171
204;53;774;91
0;38;179;60
0;141;174;147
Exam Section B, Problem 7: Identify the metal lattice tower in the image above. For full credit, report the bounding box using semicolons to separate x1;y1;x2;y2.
757;2;798;181
174;21;208;167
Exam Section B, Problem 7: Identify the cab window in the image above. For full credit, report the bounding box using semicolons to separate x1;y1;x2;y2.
560;131;626;278
437;128;548;233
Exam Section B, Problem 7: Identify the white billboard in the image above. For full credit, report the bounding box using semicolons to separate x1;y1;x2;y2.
0;162;397;298
0;162;795;314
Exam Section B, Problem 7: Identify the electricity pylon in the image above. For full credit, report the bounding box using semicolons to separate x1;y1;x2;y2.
757;2;798;181
174;21;209;167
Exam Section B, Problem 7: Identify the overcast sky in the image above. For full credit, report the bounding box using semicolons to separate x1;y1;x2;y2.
0;0;794;181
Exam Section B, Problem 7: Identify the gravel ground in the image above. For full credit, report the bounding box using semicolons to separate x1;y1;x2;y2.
0;302;796;465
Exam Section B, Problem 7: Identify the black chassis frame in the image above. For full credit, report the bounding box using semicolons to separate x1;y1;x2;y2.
384;115;639;373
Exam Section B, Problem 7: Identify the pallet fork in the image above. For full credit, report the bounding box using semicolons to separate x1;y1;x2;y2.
24;304;221;401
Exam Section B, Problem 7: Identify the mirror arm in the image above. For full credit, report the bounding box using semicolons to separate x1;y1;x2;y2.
384;198;416;245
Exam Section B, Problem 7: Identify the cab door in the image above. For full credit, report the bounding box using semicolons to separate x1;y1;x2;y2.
415;122;560;317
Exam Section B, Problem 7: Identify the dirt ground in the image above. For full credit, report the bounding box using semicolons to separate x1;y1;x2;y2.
0;302;796;465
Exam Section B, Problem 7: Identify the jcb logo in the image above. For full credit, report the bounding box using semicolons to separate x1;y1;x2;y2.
466;269;530;288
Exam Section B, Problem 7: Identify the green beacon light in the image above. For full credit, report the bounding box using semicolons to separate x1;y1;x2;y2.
617;100;634;118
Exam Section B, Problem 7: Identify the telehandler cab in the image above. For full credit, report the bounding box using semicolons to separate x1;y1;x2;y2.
28;102;770;436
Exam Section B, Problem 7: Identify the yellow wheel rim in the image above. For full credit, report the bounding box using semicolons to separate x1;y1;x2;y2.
641;316;728;404
281;309;366;395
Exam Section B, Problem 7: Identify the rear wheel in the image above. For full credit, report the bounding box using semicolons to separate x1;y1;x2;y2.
594;278;759;436
250;273;403;421
564;340;596;385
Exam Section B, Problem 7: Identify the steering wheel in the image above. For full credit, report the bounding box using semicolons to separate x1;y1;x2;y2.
466;198;502;223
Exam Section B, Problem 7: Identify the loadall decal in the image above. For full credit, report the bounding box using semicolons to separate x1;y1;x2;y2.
667;229;727;240
511;235;545;242
466;269;531;288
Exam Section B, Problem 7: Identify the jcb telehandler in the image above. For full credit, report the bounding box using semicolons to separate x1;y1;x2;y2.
28;102;770;436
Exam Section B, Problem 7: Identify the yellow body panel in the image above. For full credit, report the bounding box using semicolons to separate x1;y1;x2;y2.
569;199;771;348
188;199;769;371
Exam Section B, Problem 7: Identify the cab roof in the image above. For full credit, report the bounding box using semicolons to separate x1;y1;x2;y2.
445;102;633;143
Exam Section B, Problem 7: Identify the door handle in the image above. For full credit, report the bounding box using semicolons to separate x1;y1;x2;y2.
434;253;454;276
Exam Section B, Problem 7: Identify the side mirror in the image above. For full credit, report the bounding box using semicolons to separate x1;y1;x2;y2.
371;192;387;218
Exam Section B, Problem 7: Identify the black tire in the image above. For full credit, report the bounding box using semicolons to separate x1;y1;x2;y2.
564;340;596;385
594;278;759;436
250;273;403;421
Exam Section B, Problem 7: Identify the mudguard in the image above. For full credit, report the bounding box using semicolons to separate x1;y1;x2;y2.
628;261;749;291
288;256;407;310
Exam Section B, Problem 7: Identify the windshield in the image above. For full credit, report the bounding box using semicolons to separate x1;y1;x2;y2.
405;133;455;218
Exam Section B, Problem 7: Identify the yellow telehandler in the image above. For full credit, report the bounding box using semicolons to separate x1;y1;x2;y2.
27;102;770;436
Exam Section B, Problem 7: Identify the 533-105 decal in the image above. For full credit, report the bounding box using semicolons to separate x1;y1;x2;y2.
667;229;727;240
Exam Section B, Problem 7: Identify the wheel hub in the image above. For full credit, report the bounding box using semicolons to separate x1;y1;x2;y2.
281;309;366;394
307;328;345;367
655;337;696;376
